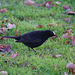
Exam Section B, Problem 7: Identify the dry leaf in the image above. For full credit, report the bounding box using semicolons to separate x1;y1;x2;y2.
15;30;19;33
10;52;18;58
66;62;75;69
71;38;75;47
62;33;69;38
0;70;2;71
25;0;35;6
2;20;4;23
0;28;6;34
64;72;68;75
1;24;5;27
42;1;54;8
0;71;8;75
56;1;61;5
69;35;74;40
2;27;8;31
64;41;70;44
35;3;41;7
66;62;75;74
52;54;62;58
0;8;7;13
65;29;72;34
5;18;8;22
63;5;71;10
63;5;75;15
0;45;12;53
7;23;16;29
62;30;75;47
2;54;4;56
0;44;6;49
67;10;75;15
0;37;4;40
65;18;70;22
32;66;36;69
38;24;43;28
45;3;50;8
56;54;62;57
69;36;75;47
15;30;21;36
15;34;18;36
47;24;53;27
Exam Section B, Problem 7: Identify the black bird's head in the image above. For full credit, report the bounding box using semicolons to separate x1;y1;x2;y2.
45;30;57;37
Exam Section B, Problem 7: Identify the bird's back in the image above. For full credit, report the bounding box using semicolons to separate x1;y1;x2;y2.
2;30;55;49
18;31;49;48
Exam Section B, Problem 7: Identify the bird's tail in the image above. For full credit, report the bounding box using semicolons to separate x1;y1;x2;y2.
2;36;16;38
2;36;21;40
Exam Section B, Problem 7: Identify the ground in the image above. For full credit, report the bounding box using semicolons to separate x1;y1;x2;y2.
0;0;75;75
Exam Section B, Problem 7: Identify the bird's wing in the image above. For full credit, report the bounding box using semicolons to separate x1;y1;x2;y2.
16;34;42;43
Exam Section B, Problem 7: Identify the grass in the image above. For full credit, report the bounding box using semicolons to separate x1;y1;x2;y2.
0;0;75;75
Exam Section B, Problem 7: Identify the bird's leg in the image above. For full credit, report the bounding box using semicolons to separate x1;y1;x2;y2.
23;48;25;51
28;47;31;51
32;48;36;52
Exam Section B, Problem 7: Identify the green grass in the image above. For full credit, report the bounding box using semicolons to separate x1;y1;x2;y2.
0;0;75;75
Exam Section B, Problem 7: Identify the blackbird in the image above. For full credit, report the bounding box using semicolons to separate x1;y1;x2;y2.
2;30;57;52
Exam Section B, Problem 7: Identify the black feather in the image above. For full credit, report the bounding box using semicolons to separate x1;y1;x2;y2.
2;30;56;51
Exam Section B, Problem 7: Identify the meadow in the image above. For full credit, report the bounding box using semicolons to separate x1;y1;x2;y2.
0;0;75;75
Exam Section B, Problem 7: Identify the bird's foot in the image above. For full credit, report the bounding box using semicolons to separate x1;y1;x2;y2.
32;49;36;52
